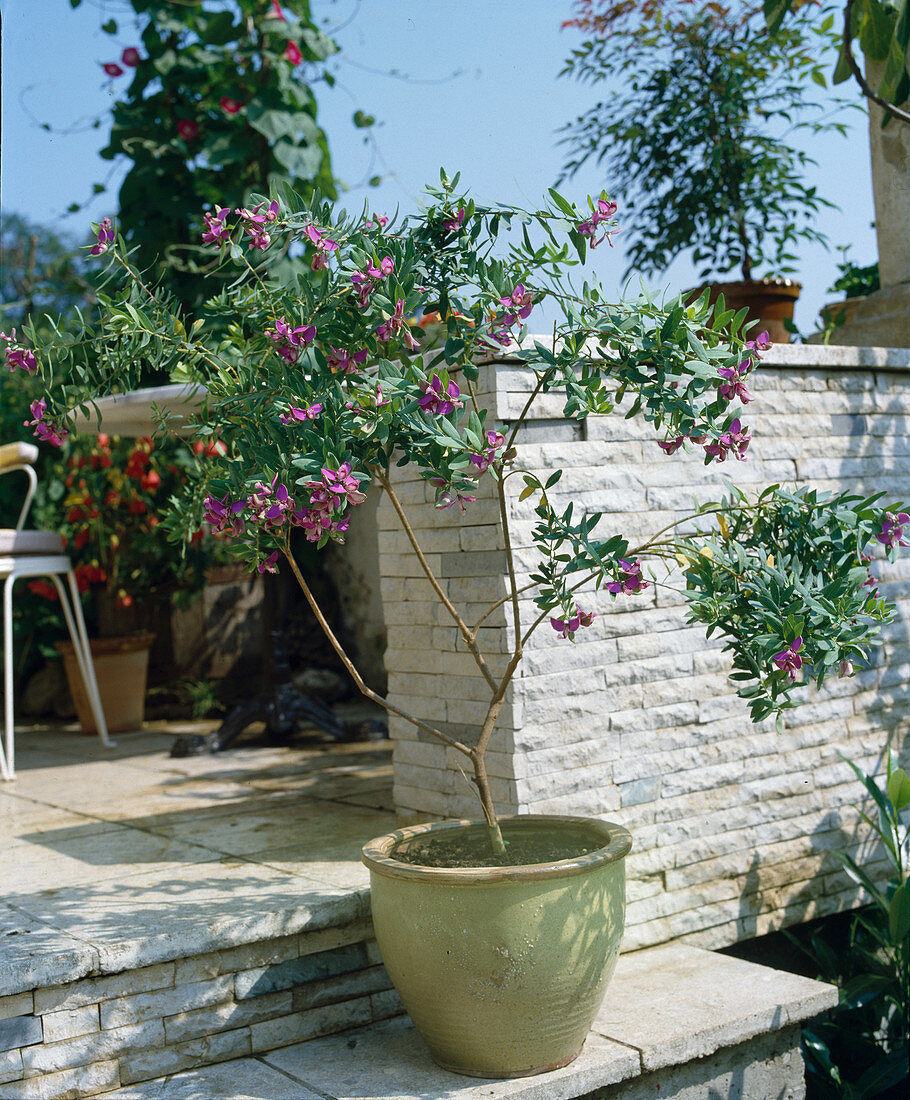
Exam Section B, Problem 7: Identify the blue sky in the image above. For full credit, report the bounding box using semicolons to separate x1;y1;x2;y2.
2;0;877;332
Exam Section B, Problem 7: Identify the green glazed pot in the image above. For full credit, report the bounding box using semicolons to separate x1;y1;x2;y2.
361;814;632;1078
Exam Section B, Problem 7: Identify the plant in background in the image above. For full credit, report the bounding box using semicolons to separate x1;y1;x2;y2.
829;253;881;299
795;753;909;1098
71;0;359;309
27;433;226;637
558;0;842;281
14;172;907;853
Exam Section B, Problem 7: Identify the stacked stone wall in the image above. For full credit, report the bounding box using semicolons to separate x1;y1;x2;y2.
378;345;910;950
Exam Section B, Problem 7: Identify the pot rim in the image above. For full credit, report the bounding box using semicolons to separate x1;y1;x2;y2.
361;814;632;885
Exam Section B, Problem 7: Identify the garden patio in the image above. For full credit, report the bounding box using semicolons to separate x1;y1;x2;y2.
2;717;838;1099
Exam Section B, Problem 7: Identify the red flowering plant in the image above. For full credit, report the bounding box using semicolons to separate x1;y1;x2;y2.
29;433;221;637
16;174;908;856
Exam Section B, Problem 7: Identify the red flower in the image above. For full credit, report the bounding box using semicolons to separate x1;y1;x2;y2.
284;41;303;65
220;96;243;115
27;580;58;602
97;433;111;448
102;62;123;78
121;47;141;67
74;530;90;550
177;119;200;142
116;593;134;609
141;470;161;491
128;499;147;515
67;506;85;523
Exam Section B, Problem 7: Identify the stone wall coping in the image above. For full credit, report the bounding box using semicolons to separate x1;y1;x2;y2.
497;337;910;373
199;943;838;1100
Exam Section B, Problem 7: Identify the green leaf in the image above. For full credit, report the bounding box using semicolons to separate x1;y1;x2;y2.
352;110;375;129
839;972;890;1009
101;18;117;34
889;881;910;942
887;766;910;809
763;0;792;35
854;1045;909;1098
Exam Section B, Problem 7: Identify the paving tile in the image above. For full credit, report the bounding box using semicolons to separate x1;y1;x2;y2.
590;942;838;1071
10;861;368;974
103;1056;323;1099
0;904;98;998
262;1016;640;1100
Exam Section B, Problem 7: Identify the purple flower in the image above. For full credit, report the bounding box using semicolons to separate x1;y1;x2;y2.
470;429;506;473
704;419;751;463
418;374;464;416
202;207;231;245
717;361;754;404
443;207;466;233
658;436;685;455
303;223;339;266
746;331;772;352
327;347;368;375
203;493;246;536
607;559;649;596
266;318;316;363
550;607;596;640
498;283;534;327
876;511;910;550
772;637;803;681
576;198;620;249
1;330;38;374
376;299;419;349
24;398;68;447
279;403;322;425
429;478;476;512
90;218;115;257
236;201;280;251
257;551;280;574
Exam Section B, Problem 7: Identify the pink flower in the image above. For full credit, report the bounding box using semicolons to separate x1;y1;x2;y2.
285;41;303;65
279;403;322;424
327;347;368;374
704;418;751;463
549;608;595;640
1;330;38;374
269;0;287;20
498;284;534;327
220;96;243;115
607;559;650;596
418;374;464;416
746;331;772;352
773;637;803;681
102;62;123;78
443;207;465;233
177;119;200;142
236;201;280;249
576;197;620;249
837;659;854;678
658;436;685;455
876;511;910;550
429;479;476;512
89;217;115;257
24;398;68;447
121;48;141;67
470;429;506;473
317;462;367;507
364;214;388;229
717;358;754;404
377;299;419;349
266;318;316;364
257;551;280;574
201;206;231;245
204;494;246;536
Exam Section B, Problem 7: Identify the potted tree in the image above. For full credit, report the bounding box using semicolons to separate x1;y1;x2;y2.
9;178;905;1077
559;1;841;341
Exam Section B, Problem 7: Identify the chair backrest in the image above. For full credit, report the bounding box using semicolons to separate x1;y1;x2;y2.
0;441;40;531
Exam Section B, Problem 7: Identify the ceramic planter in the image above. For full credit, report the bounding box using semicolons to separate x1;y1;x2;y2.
56;632;154;734
361;814;632;1078
689;278;802;344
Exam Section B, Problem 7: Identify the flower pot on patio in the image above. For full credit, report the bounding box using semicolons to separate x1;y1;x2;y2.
361;815;632;1078
56;632;154;734
688;278;802;344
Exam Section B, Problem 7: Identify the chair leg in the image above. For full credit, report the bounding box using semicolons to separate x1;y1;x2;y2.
2;574;18;780
52;572;114;749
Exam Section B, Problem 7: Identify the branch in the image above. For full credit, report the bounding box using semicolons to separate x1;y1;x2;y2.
843;0;910;126
376;470;499;692
279;538;471;756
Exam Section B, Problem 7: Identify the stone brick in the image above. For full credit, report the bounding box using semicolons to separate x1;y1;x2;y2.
118;1028;251;1086
40;1005;100;1044
0;1047;24;1086
99;976;233;1030
249;997;372;1052
1;1059;120;1099
0;1015;42;1053
290;964;393;1012
163;991;293;1044
234;943;368;1000
33;963;176;1016
22;1020;164;1075
0;993;34;1023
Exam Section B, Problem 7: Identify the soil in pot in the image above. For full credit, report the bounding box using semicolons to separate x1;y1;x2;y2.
394;819;605;868
363;815;632;1079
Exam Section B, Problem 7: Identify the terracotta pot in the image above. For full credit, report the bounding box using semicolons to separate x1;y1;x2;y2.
818;296;865;330
362;815;632;1078
688;278;802;344
56;633;154;734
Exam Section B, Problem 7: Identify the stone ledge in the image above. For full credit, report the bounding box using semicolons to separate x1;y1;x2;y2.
103;943;838;1099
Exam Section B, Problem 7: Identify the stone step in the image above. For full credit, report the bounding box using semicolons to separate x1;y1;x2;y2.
94;944;836;1100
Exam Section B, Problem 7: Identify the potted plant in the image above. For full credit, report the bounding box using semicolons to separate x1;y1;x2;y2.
817;253;881;336
30;432;216;732
558;1;840;341
8;177;905;1077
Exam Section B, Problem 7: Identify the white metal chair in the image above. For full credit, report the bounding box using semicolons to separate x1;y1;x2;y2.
0;441;112;779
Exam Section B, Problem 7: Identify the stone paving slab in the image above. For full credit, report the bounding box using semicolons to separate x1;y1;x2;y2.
0;723;394;994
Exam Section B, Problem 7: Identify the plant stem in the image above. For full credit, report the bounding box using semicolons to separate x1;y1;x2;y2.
378;470;498;692
279;538;471;756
